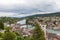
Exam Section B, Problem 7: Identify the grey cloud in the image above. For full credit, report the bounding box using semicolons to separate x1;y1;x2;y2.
0;0;59;14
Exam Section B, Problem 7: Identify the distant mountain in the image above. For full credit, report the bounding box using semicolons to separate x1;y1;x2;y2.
32;12;60;17
22;12;60;18
10;12;60;19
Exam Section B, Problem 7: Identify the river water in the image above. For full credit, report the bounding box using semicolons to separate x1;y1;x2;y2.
47;29;60;36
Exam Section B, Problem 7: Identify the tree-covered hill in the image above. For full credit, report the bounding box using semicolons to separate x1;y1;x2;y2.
22;12;60;19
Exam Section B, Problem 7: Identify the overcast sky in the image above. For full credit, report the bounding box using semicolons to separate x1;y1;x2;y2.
0;0;60;17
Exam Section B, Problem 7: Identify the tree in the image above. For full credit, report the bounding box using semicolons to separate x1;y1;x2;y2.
15;31;24;40
2;31;17;40
32;21;46;40
17;36;24;40
26;18;29;29
0;32;2;38
4;27;12;32
23;36;31;40
0;21;4;30
0;32;3;40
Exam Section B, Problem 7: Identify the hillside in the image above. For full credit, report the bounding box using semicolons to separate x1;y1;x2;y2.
23;12;60;18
